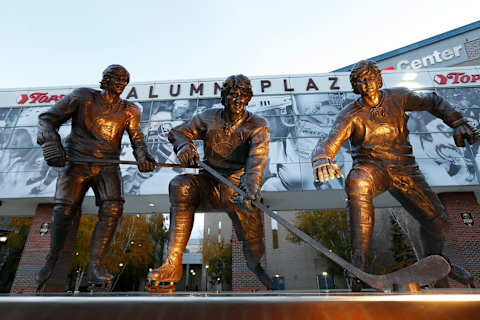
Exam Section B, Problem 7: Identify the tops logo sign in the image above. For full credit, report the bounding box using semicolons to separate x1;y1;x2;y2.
433;72;480;85
17;92;66;105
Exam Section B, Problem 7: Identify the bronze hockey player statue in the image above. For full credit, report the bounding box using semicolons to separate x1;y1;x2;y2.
36;65;156;290
147;74;273;291
311;60;477;290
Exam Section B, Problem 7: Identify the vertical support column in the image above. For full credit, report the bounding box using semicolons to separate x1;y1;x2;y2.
231;230;267;292
10;203;79;293
438;192;480;287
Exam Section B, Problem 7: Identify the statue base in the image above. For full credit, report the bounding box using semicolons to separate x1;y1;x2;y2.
1;290;480;319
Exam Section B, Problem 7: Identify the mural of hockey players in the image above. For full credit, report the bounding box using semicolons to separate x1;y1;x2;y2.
26;125;73;195
0;108;21;148
139;101;152;122
3;106;57;194
0;127;12;149
121;99;197;195
197;98;222;114
417;118;477;185
17;106;51;127
407;88;480;185
248;93;351;191
437;87;480;161
0;107;21;128
247;95;294;139
0;128;44;197
246;95;299;191
295;93;352;191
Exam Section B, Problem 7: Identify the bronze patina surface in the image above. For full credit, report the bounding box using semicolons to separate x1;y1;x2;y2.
311;60;478;290
147;74;272;291
36;65;156;290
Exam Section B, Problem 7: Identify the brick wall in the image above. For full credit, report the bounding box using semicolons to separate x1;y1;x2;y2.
231;230;267;291
10;203;79;293
438;192;480;288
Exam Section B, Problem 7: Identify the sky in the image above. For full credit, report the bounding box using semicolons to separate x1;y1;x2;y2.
0;0;479;89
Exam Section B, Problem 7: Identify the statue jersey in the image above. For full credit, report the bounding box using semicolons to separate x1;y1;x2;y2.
312;87;463;165
38;88;147;161
168;107;270;190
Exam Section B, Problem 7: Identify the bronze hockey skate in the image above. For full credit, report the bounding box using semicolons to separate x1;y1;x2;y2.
146;254;183;293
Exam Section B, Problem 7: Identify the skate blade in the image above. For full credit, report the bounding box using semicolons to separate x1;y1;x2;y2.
35;284;46;294
88;282;110;293
146;281;176;294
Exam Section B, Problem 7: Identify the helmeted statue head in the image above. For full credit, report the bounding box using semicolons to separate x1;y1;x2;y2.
100;64;130;90
349;60;383;95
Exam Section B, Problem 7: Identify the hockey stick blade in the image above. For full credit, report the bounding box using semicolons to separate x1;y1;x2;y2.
197;161;451;291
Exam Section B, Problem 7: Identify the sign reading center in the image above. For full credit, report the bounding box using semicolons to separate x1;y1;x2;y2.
396;45;463;70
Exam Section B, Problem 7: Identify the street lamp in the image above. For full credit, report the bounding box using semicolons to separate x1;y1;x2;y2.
205;265;209;291
322;271;328;290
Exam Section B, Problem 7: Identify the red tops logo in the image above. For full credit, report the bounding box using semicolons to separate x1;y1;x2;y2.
17;92;66;105
433;72;480;85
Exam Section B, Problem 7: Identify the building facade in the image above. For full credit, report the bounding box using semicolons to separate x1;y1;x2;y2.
335;20;480;72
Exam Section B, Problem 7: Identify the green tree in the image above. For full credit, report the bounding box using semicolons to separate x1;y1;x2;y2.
148;214;169;268
286;209;350;276
286;209;418;280
71;214;159;291
202;237;232;286
388;215;416;272
0;217;32;292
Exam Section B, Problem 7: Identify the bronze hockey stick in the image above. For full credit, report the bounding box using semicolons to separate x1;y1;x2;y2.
197;161;451;291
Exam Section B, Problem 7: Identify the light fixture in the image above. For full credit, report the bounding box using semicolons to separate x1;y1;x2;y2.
274;274;280;278
148;203;155;207
119;262;124;267
130;240;135;245
402;73;418;81
322;271;328;276
75;252;79;256
0;236;8;243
